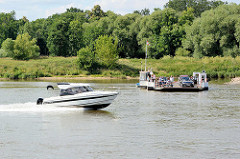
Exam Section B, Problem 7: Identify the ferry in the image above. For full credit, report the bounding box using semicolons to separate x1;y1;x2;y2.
137;71;208;92
136;40;208;91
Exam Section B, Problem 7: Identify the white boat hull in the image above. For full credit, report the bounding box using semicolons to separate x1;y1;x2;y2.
41;91;118;109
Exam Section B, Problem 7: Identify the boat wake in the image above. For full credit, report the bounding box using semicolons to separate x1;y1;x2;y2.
0;102;84;112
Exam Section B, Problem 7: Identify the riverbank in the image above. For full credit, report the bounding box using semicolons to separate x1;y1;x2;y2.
1;56;240;80
37;76;138;81
225;77;240;84
0;75;138;81
0;76;138;81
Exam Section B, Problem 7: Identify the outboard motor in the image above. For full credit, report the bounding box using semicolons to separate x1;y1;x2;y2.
37;98;43;105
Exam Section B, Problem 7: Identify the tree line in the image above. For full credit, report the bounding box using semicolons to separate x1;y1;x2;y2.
0;0;240;63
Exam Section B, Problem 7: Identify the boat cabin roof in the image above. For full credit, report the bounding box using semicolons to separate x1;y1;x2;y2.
57;83;93;96
57;83;90;90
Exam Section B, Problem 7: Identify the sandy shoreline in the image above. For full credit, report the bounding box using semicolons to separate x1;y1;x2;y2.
225;77;240;84
1;76;239;84
37;76;239;84
0;76;138;81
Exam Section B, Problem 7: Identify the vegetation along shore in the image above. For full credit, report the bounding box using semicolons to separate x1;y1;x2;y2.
1;1;240;81
1;56;240;80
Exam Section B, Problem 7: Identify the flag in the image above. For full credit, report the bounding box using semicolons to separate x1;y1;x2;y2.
147;40;150;46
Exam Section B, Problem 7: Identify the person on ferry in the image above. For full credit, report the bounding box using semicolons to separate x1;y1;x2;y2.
159;77;162;87
152;74;156;82
170;75;174;87
166;77;171;87
170;75;174;82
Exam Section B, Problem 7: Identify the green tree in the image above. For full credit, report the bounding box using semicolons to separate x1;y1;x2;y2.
82;11;118;51
46;8;87;57
23;19;49;55
113;13;142;58
18;16;30;34
141;8;150;16
235;19;240;46
82;22;104;50
69;20;83;56
13;33;40;60
89;5;106;21
1;38;14;57
66;7;84;13
137;14;153;56
47;19;69;56
95;35;119;67
0;11;18;46
98;11;119;35
165;0;226;17
175;47;191;56
77;46;97;73
174;7;195;56
139;9;181;58
179;7;195;26
183;4;240;57
134;8;150;16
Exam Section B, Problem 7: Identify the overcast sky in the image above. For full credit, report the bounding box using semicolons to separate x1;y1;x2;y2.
0;0;239;21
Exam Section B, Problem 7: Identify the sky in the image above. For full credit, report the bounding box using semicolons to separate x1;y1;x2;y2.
0;0;239;21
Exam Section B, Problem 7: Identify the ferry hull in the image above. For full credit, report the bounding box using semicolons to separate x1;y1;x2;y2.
153;87;208;92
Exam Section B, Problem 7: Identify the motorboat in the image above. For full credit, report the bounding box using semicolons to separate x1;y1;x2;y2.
36;83;118;109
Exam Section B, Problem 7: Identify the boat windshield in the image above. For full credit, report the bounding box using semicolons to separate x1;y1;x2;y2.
60;86;93;96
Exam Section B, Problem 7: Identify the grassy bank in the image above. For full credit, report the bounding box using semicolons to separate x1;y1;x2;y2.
0;56;240;79
0;57;80;79
121;56;240;78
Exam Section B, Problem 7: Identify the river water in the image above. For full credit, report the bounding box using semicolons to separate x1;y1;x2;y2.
0;80;239;159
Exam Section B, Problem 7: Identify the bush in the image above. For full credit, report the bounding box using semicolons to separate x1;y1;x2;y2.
175;47;190;57
0;49;7;57
12;33;40;60
1;38;14;57
77;47;98;73
95;35;119;68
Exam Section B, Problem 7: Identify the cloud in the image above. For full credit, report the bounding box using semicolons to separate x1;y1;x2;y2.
95;0;169;14
45;5;70;17
227;0;239;3
45;3;84;18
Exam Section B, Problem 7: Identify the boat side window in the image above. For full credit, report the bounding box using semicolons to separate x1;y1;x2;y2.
60;88;74;96
72;87;86;94
85;86;93;92
72;87;81;94
59;86;93;96
60;90;65;96
79;86;87;92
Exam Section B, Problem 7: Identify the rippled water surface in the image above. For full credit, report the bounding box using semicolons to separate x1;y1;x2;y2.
0;81;240;159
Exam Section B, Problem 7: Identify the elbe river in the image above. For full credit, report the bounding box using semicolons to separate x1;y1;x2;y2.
0;80;239;159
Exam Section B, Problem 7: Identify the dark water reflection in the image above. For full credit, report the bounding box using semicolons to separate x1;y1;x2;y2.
0;80;240;159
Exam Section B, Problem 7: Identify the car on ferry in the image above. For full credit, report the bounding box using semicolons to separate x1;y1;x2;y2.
178;75;194;87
